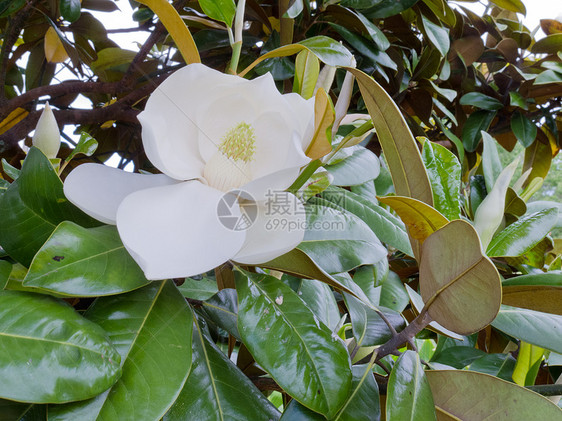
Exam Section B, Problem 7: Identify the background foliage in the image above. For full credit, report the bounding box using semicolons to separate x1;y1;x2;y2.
0;0;561;419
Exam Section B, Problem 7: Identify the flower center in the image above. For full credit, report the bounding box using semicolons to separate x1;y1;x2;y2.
203;122;256;192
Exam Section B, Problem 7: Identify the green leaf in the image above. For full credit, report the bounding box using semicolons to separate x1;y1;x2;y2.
60;0;81;22
352;261;388;305
0;0;25;17
281;400;326;420
421;140;462;220
354;10;390;50
49;281;193;420
198;0;236;27
460;92;503;111
386;351;436;420
165;315;280;420
421;15;449;57
420;220;502;335
24;222;149;296
348;68;433;206
363;0;420;19
235;270;352;418
319;187;412;255
294;50;320;100
535;69;562;85
286;276;341;331
333;364;381;421
326;146;380;186
0;148;99;266
380;271;410;313
286;0;304;18
526;201;562;228
502;272;562;287
0;400;46;420
298;204;387;274
486;208;558;257
481;132;503;193
511;111;537;148
531;33;562;54
426;370;562;419
2;158;20;180
513;341;544;386
345;293;405;347
200;288;241;340
462;110;496;152
492;305;562;353
178;275;218;300
468;353;516;381
66;132;98;162
0;291;121;403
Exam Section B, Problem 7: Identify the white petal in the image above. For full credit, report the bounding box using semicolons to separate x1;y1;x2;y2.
32;102;60;159
233;193;305;265
116;181;246;279
139;64;245;180
239;166;301;202
64;164;178;224
282;94;315;149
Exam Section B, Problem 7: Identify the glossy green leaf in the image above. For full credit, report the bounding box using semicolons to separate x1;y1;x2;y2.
165;314;279;421
460;92;503;111
2;158;19;180
198;0;236;26
287;276;340;331
66;132;98;162
468;353;516;381
235;270;352;418
363;0;420;18
0;148;98;267
0;0;25;17
298;204;387;274
487;208;558;257
526;201;562;228
200;288;241;340
502;272;562;287
420;220;502;335
492;305;562;354
261;248;356;295
511;111;537;148
24;222;149;296
421;140;462;220
0;291;121;403
0;400;46;420
60;0;81;22
326;146;380;186
510;91;528;109
319;187;412;255
380;271;410;313
430;345;486;369
474;158;519;249
535;69;562;84
333;364;381;421
386;351;436;421
49;281;193;420
426;370;562;419
421;15;449;57
354;10;390;50
462;110;496;152
353;260;388;305
348;68;433;206
481;132;503;193
281;400;326;420
286;0;304;18
345;293;405;347
178;275;218;300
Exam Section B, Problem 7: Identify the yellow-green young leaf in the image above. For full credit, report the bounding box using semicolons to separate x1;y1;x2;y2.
306;88;334;160
294;50;320;100
44;27;69;63
490;0;526;13
521;136;552;190
426;370;562;419
502;285;562;315
474;158;519;249
239;36;352;77
136;0;200;64
513;342;544;386
0;107;28;135
347;68;433;206
420;220;502;335
377;196;448;243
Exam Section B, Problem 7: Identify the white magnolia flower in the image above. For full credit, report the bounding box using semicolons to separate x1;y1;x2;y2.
33;102;60;159
64;63;315;279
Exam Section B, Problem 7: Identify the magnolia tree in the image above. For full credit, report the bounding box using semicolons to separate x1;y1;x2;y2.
0;0;561;419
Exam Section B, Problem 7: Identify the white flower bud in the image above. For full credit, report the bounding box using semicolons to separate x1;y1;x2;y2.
32;102;60;159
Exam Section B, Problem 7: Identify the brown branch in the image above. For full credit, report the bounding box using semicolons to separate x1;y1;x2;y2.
0;0;41;103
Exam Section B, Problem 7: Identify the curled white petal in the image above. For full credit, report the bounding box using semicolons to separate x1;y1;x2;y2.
64;163;179;224
116;181;246;279
233;193;305;265
32;102;60;159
